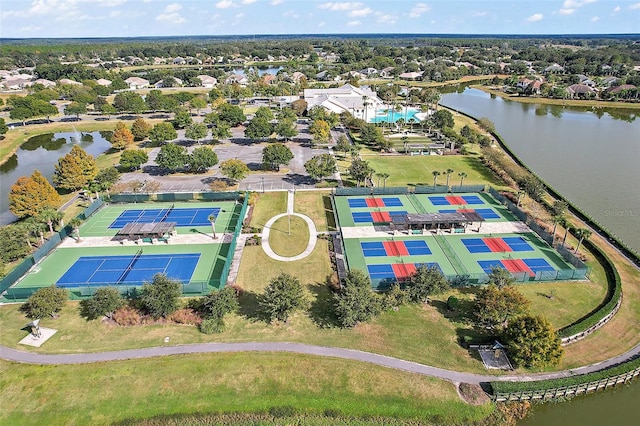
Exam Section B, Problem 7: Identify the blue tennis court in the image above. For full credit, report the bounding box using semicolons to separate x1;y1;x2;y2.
462;195;484;205
502;237;534;252
428;196;450;206
361;242;387;257
56;253;200;287
367;264;395;280
404;240;432;255
523;258;555;272
109;207;221;229
477;259;505;274
462;238;493;253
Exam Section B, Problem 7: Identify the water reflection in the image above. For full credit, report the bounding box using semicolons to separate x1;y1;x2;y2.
20;133;66;151
0;154;18;173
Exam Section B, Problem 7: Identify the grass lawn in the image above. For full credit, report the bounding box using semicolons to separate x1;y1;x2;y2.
248;192;287;228
0;354;493;425
360;154;506;189
293;190;334;232
267;215;310;257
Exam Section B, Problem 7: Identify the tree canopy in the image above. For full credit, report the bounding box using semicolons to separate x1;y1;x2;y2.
406;265;450;303
348;158;374;187
110;122;134;150
274;118;298;141
21;285;68;319
262;143;293;170
309;119;331;145
131;117;152;141
149;122;177;145
79;286;125;320
333;269;381;328
155;143;188;173
52;145;97;191
245;117;274;140
185;122;208;144
219;159;249;182
431;109;454;129
113;91;146;113
502;315;563;368
304;154;337;181
217;103;246;126
259;272;309;323
119;149;148;171
9;169;61;218
475;284;530;330
140;274;182;319
188;146;218;173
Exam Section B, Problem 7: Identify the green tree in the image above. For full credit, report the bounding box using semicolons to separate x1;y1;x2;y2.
210;121;232;141
53;145;97;191
185;122;208;144
21;285;68;319
333;269;381;328
68;217;83;241
119;149;149;171
475;284;530;330
110;122;134;150
9;96;58;124
155;143;188;173
274;118;298;141
254;106;274;121
431;170;441;188
131;117;152;141
290;99;307;116
145;90;168;111
149;122;177;145
9;170;61;218
406;265;450;303
348;158;374;187
189;96;207;114
477;117;496;133
445;168;455;187
245;117;274;140
0;225;32;262
172;109;193;129
309;119;331;145
219;159;249;183
188;146;218;173
259;272;309;323
0;117;8;136
92;167;120;191
487;266;515;289
359;124;387;150
458;172;467;188
113;91;146;114
140;274;182;319
519;175;545;202
262;143;293;170
79;286;125;320
574;228;592;254
100;103;117;118
335;134;351;156
502;315;563;368
64;101;87;118
431;109;454;129
304;154;337;182
276;107;297;122
217;102;246;126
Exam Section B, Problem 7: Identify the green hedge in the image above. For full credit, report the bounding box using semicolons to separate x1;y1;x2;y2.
491;356;640;394
558;238;622;338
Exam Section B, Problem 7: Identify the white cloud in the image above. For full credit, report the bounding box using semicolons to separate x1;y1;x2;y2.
349;7;372;17
318;21;325;27
319;2;364;12
629;3;640;9
590;16;600;21
242;0;258;4
271;0;283;5
377;14;398;24
216;0;235;9
612;6;621;13
563;0;597;7
409;3;430;18
284;10;300;18
346;20;361;26
20;25;42;32
235;13;245;18
471;11;488;17
165;3;182;13
559;8;575;14
527;13;543;22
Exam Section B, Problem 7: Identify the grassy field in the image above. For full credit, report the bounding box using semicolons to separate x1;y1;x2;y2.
359;154;507;189
248;192;287;228
267;215;310;257
0;354;493;426
294;190;334;232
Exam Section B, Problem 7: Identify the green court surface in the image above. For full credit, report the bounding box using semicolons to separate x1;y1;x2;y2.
81;201;240;238
333;192;517;227
12;243;228;297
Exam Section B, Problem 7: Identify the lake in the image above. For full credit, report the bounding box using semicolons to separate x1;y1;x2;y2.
0;131;112;225
440;88;640;425
441;88;640;254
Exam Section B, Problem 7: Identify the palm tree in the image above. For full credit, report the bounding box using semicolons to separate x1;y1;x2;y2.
458;172;467;188
551;215;564;243
208;213;217;239
574;228;592;254
432;170;441;188
375;173;383;187
69;218;83;242
445;168;454;188
362;95;369;123
381;173;390;188
561;218;572;247
39;207;63;234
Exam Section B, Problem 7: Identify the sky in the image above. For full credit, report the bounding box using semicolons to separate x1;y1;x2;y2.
1;0;639;38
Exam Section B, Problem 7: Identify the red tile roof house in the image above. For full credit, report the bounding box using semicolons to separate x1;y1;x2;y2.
565;84;597;99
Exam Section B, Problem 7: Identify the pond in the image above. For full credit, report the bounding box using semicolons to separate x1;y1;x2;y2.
0;131;112;225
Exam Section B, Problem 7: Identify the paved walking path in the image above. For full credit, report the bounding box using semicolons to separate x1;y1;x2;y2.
2;341;639;385
261;190;318;262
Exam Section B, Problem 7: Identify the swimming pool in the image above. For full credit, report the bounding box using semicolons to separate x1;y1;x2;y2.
369;107;423;123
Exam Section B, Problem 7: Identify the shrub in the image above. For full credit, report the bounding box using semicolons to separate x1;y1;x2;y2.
169;308;202;325
112;305;141;326
139;273;182;319
199;317;225;334
447;295;460;311
21;285;68;319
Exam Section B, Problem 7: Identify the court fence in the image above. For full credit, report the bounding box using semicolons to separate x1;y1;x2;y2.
216;194;249;289
1;198;105;302
109;191;243;204
334;185;486;197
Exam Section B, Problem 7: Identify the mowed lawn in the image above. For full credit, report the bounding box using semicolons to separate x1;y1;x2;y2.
0;355;493;426
359;154;506;189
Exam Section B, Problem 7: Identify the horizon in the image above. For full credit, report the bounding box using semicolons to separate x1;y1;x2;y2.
1;1;639;39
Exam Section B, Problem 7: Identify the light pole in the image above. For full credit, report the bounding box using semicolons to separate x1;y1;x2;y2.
261;176;265;193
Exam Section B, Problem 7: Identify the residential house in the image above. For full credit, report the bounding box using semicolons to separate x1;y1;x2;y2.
304;83;384;121
59;78;82;86
601;76;620;87
33;78;56;88
545;64;565;74
566;84;596;99
124;77;149;90
290;71;306;83
261;74;277;85
173;57;186;65
1;78;32;90
606;84;636;95
196;75;217;88
154;77;183;88
225;74;249;85
359;67;378;77
379;67;395;78
398;71;424;81
96;78;112;86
